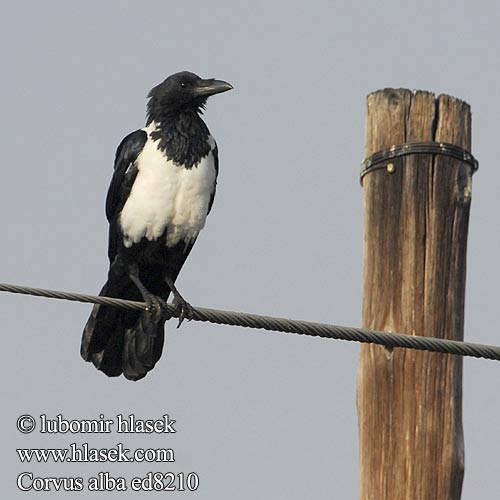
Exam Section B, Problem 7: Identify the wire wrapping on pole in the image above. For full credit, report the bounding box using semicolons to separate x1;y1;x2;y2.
1;281;500;362
359;141;479;184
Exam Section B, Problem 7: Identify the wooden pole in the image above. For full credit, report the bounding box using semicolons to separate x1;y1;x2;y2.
357;89;474;500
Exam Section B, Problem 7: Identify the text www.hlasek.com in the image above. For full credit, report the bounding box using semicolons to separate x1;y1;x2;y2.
17;443;174;463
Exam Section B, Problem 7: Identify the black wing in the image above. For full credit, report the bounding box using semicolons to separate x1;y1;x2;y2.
207;142;219;215
106;129;148;261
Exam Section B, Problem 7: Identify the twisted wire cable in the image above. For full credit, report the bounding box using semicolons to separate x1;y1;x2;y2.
1;281;499;361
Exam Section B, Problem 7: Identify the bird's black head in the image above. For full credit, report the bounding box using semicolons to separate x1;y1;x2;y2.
147;71;233;122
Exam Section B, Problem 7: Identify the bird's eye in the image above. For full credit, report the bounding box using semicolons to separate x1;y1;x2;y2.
180;82;186;88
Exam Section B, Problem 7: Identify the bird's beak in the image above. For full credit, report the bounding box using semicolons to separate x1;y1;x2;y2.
194;79;233;97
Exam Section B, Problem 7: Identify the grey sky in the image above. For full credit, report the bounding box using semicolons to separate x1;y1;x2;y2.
1;0;499;498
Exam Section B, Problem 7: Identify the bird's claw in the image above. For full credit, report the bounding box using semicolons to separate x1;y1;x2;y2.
173;297;193;328
145;295;168;321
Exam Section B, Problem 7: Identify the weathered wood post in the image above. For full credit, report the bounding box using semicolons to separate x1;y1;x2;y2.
357;89;476;500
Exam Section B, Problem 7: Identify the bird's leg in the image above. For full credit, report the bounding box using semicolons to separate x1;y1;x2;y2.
164;274;193;328
128;264;166;318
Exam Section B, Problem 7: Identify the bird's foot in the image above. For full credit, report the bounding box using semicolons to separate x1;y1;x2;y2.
129;265;168;320
172;295;193;328
144;294;169;322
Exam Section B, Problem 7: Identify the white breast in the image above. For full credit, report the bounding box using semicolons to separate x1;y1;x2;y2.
119;129;217;248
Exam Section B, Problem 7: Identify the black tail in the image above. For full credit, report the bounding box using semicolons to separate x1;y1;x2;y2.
81;266;168;381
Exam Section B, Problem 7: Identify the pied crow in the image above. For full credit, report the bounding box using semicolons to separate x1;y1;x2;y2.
81;71;233;381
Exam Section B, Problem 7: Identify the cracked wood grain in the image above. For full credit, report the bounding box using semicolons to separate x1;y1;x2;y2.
358;89;473;500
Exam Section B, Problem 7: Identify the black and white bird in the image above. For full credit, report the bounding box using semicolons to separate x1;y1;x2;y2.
81;71;233;381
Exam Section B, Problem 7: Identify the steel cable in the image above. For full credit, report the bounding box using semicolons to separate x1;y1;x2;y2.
1;281;499;361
